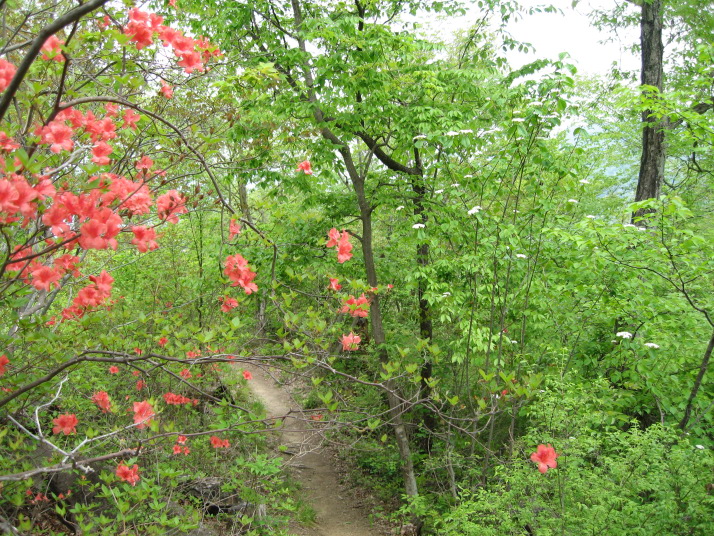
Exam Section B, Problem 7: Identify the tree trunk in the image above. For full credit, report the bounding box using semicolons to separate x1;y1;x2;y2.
411;169;436;452
352;170;420;501
678;328;714;431
633;0;665;218
238;179;266;333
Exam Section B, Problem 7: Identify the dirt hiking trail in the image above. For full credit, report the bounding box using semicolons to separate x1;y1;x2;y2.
245;366;386;536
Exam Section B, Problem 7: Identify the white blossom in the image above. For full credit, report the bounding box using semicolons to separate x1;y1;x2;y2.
644;342;660;349
567;199;579;204
579;179;591;184
468;206;482;215
616;331;633;339
413;134;427;140
451;183;460;187
695;445;705;450
435;189;444;194
463;174;473;178
512;117;525;123
459;129;473;134
445;130;460;136
516;253;527;259
412;223;425;229
396;206;405;211
586;215;597;219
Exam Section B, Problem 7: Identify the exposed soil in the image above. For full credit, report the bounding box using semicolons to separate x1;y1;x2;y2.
245;365;388;536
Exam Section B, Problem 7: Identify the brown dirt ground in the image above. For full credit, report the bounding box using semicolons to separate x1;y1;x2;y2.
245;365;391;536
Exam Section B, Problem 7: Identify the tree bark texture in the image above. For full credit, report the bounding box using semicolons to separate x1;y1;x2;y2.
634;0;665;212
352;173;420;500
678;328;714;431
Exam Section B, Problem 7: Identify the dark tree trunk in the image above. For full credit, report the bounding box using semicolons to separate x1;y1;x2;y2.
411;169;436;452
350;167;420;502
679;328;714;431
634;0;665;218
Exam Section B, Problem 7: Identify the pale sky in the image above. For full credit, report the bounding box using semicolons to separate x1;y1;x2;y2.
424;0;640;77
503;0;639;76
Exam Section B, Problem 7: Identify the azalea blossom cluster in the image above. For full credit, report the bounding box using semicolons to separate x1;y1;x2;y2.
220;295;239;312
1;121;190;319
224;253;258;294
163;392;198;406
341;332;361;351
172;435;190;456
0;58;17;92
59;270;114;320
326;227;353;263
210;435;230;448
530;444;559;474
116;463;140;486
122;8;221;74
133;400;155;429
340;294;370;318
228;218;241;239
91;391;112;413
0;6;230;497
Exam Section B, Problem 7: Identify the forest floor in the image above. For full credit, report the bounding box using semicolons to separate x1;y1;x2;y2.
245;365;390;536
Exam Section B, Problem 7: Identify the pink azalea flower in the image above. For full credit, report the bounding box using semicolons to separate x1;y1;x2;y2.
297;160;313;175
328;278;342;291
228;218;241;239
52;414;78;435
160;82;173;98
116;463;140;485
341;332;361;351
210;435;230;448
0;58;17;92
337;231;352;263
133;400;155;429
530;444;559;474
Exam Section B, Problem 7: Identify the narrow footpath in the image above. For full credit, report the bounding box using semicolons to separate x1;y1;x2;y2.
245;366;384;536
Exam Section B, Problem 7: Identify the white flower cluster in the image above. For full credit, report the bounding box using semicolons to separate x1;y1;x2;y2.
616;331;633;339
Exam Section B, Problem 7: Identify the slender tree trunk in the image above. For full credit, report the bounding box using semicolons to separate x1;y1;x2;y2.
633;0;665;218
238;178;266;333
352;171;420;500
238;181;252;223
411;168;436;451
679;328;714;431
